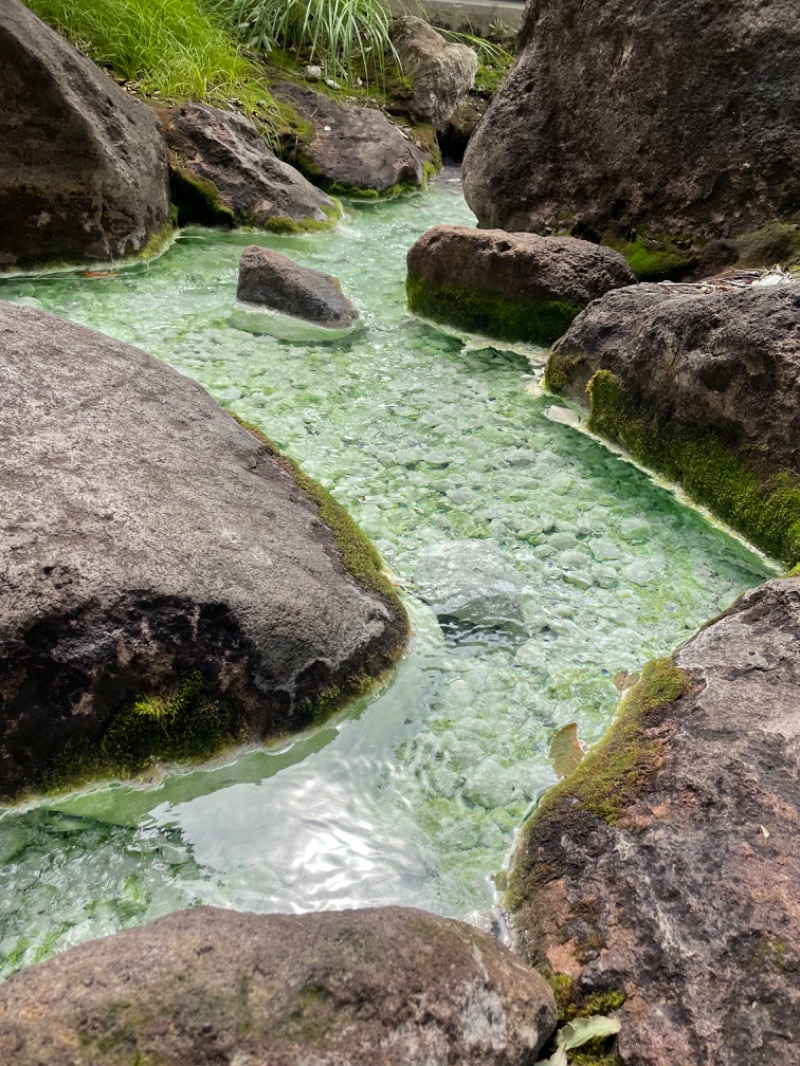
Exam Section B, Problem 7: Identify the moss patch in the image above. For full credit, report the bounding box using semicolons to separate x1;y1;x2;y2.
607;234;694;282
578;368;800;565
407;272;582;345
170;166;236;228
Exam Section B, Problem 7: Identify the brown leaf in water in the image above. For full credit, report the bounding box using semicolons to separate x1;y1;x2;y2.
550;723;585;779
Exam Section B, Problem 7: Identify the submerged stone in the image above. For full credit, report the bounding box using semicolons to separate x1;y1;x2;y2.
233;245;361;341
0;0;170;271
0;905;558;1065
0;302;405;798
406;226;635;344
508;577;800;1064
156;102;340;233
547;281;800;564
414;540;529;626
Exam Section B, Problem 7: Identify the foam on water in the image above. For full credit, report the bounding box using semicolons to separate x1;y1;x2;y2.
0;172;774;976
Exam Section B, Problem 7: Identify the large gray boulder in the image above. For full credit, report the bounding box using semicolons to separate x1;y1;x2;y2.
390;17;478;130
0;302;406;798
233;245;361;341
546;281;800;565
157;102;341;232
406;225;635;344
0;0;170;271
463;0;800;279
509;576;800;1065
276;84;436;198
0;905;558;1065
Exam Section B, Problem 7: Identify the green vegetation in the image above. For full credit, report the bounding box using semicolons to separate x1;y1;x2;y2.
607;234;694;281
27;0;279;127
579;368;800;565
407;273;583;345
548;975;626;1026
215;0;399;88
437;29;513;95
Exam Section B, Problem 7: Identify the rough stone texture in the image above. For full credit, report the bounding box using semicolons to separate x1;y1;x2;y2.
406;226;635;343
275;84;434;197
157;102;338;230
509;577;800;1065
462;0;800;266
414;540;528;627
0;302;405;798
237;245;360;329
0;905;557;1065
390;16;478;130
0;0;170;271
547;282;800;560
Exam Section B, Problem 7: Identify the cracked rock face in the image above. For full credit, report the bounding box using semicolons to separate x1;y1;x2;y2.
510;577;800;1065
0;906;557;1065
0;302;405;797
0;0;170;270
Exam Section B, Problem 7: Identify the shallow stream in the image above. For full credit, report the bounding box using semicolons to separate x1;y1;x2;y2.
0;172;774;977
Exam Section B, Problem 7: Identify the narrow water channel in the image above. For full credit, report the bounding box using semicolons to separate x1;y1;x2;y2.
0;172;773;977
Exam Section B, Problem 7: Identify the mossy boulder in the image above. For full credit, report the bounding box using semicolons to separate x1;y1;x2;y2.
546;281;800;564
508;576;800;1064
0;905;558;1065
156;102;340;232
0;302;407;799
406;226;635;344
0;0;171;272
463;0;800;279
273;83;437;199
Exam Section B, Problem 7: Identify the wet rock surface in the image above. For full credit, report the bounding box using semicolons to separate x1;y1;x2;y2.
414;540;528;627
0;905;558;1065
390;16;478;130
547;281;800;562
237;245;360;328
0;0;170;271
510;576;800;1065
462;0;800;269
406;226;635;343
276;84;434;197
0;302;405;797
157;102;338;231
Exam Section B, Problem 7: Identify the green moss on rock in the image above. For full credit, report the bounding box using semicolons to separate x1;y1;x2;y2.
407;272;583;344
580;368;800;566
607;234;694;281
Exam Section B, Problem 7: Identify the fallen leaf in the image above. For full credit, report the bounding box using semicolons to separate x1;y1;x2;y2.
550;723;584;779
560;1015;622;1050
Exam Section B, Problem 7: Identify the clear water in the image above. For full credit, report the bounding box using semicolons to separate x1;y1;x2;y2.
0;173;773;977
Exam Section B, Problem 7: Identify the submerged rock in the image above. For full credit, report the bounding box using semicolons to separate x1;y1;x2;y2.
0;0;170;271
547;282;800;564
414;540;528;627
390;17;478;130
508;577;800;1065
157;102;340;232
406;226;635;344
233;245;362;341
463;0;800;278
276;83;436;199
0;905;558;1065
0;302;406;798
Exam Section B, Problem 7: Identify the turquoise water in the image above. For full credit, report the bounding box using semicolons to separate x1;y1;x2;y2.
0;173;773;976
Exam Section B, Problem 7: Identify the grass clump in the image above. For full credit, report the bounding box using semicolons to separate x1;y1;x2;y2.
215;0;398;89
27;0;278;124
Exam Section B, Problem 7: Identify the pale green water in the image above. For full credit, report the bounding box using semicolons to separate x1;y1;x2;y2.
0;173;773;976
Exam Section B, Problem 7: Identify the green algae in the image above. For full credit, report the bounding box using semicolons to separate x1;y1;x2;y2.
580;368;800;566
407;272;583;344
609;234;694;281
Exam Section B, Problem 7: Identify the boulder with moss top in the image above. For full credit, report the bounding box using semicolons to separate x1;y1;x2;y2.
508;576;800;1065
275;83;437;199
463;0;800;279
0;905;557;1065
406;226;635;344
0;0;171;272
0;301;406;799
390;16;478;130
547;280;800;564
233;245;361;341
156;102;340;232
